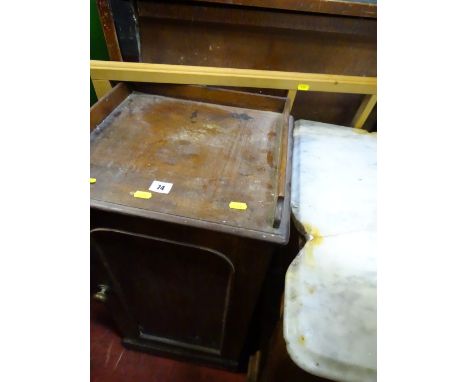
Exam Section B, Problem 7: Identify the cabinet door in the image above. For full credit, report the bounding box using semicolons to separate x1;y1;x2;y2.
91;228;235;355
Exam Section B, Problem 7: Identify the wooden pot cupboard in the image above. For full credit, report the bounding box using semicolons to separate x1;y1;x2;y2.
90;82;294;370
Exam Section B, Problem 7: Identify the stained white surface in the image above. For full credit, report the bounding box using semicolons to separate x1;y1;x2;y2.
284;120;377;382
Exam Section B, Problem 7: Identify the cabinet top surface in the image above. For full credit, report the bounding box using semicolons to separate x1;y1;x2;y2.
91;92;288;238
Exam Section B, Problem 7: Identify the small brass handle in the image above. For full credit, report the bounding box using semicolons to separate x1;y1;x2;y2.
94;284;109;302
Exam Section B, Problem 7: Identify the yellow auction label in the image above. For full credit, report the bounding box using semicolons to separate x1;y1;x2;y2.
297;84;310;91
90;178;96;184
229;201;248;210
133;191;152;199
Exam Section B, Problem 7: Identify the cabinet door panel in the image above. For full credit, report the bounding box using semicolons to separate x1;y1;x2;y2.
91;228;234;354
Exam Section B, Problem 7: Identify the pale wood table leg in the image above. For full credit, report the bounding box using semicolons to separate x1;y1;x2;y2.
92;79;112;100
352;94;377;129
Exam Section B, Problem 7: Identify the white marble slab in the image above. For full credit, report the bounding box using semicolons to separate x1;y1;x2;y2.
284;120;377;382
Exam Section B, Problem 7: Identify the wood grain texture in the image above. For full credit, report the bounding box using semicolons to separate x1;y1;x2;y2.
91;79;113;100
96;0;123;61
90;82;130;131
133;0;377;125
187;0;377;18
91;208;277;369
130;83;287;112
90;92;289;236
92;229;235;354
90;60;377;95
352;94;377;129
138;1;376;34
286;90;297;114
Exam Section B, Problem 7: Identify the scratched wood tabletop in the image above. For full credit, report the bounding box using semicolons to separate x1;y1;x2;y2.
90;93;284;234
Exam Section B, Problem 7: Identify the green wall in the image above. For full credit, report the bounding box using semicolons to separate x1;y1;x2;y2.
90;0;109;105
